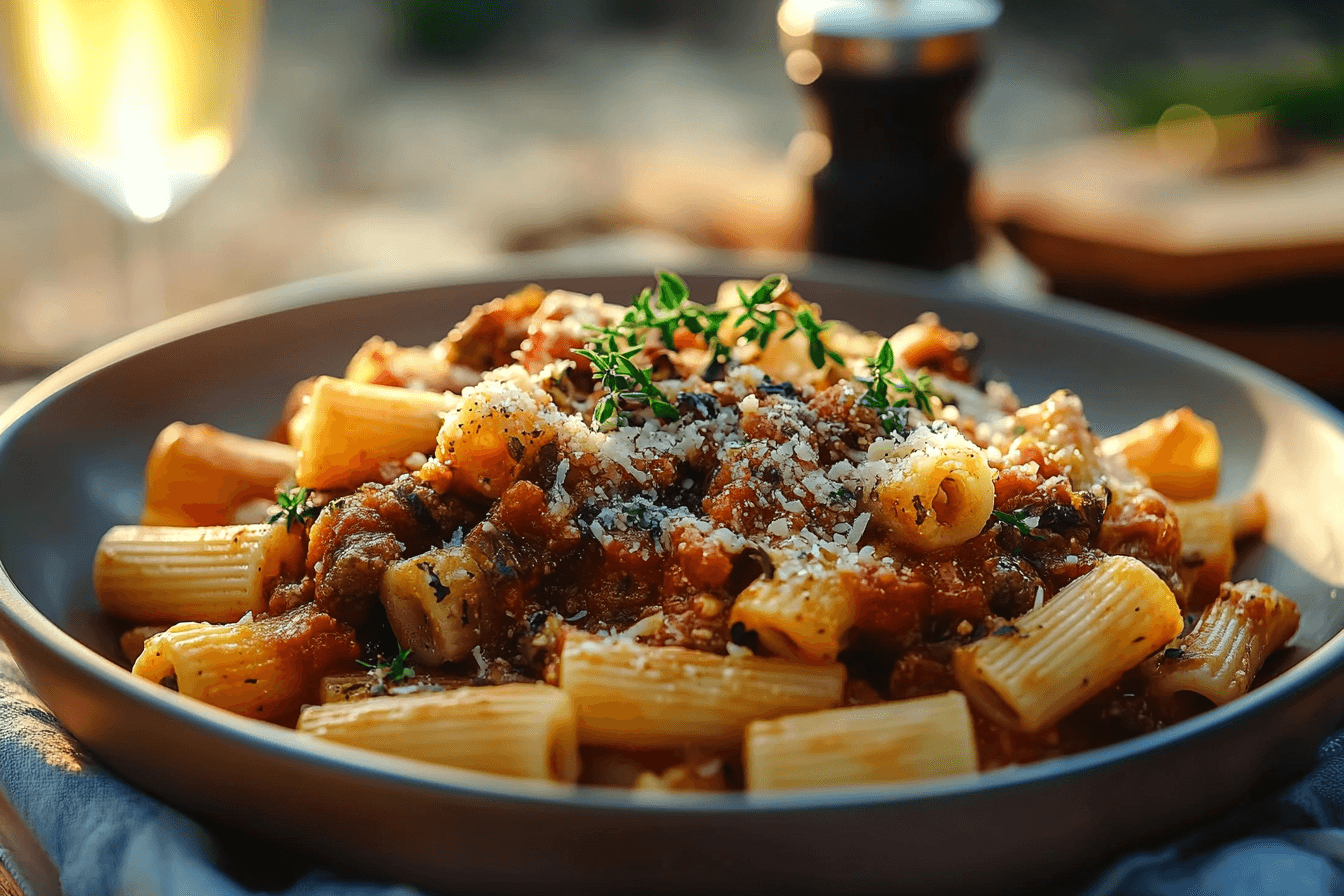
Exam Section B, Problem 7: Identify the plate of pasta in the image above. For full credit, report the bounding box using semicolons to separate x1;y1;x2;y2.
2;259;1344;894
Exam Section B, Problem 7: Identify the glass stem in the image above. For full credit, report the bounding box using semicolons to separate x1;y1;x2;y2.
122;217;166;330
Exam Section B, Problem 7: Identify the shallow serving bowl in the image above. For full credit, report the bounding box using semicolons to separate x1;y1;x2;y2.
2;259;1344;895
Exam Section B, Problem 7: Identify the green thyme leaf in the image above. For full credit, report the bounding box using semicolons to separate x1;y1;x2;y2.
783;307;844;371
991;509;1046;556
580;270;837;403
358;646;415;684
876;340;896;372
657;270;690;309
268;487;319;530
733;275;785;350
894;368;935;417
582;270;733;367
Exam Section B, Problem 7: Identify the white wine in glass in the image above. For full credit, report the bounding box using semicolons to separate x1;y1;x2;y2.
0;0;262;221
0;0;263;333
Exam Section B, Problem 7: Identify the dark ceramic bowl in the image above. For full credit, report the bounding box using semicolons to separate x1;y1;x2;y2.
2;259;1344;895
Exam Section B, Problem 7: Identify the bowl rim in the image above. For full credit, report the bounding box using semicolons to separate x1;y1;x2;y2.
3;252;1344;814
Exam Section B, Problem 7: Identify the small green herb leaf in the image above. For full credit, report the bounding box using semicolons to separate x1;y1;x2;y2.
358;646;415;684
894;368;935;417
656;270;690;309
783;307;844;370
269;487;319;530
733;275;785;350
991;509;1046;556
583;271;731;368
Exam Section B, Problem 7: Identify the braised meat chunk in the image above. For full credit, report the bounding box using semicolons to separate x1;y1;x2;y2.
308;475;475;626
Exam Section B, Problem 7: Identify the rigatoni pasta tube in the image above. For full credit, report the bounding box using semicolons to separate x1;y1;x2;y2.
1146;579;1299;705
729;559;856;664
1231;491;1268;541
559;633;845;749
887;312;975;372
132;603;359;720
295;376;454;490
862;425;994;551
297;684;579;782
1172;499;1235;609
745;692;978;790
141;422;297;527
94;522;303;623
1100;408;1221;500
953;556;1182;733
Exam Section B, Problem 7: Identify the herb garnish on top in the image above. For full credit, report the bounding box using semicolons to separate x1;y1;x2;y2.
859;341;935;433
577;271;844;429
269;487;319;530
358;646;415;685
572;346;680;429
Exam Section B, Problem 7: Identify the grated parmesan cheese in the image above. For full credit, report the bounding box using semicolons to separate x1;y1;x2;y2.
848;512;871;548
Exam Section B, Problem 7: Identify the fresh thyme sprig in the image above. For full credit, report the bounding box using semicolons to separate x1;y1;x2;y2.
358;646;414;684
783;307;844;369
579;272;840;426
586;271;729;358
586;271;841;377
268;487;319;530
859;341;936;433
894;367;935;417
573;346;679;429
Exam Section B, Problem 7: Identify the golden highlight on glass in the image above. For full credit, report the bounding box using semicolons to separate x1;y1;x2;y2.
0;0;262;222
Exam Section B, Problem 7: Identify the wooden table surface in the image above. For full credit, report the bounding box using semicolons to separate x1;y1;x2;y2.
0;787;60;896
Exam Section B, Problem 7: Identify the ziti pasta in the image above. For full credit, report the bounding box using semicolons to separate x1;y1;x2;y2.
96;272;1297;787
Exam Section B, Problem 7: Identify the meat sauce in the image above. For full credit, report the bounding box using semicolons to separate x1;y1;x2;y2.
268;285;1194;771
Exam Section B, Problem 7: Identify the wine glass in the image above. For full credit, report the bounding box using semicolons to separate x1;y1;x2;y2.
0;0;263;340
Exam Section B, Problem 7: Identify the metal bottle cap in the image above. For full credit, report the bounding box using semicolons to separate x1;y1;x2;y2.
779;0;1001;77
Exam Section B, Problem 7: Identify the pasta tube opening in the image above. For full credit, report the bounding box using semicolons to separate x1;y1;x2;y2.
1146;579;1299;706
862;425;995;551
728;559;857;664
